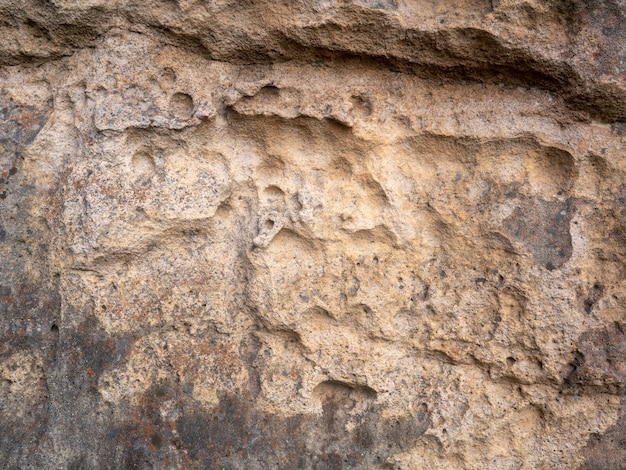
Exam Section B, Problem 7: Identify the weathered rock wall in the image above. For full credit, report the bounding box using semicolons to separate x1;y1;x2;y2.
1;1;625;468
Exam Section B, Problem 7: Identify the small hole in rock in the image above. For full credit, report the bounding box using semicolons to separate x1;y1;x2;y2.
132;152;155;176
255;85;280;99
161;67;176;85
170;92;194;120
150;431;164;450
51;324;58;333
265;219;275;230
506;357;516;367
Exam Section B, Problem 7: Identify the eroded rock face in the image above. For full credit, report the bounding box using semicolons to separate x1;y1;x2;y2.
0;1;625;468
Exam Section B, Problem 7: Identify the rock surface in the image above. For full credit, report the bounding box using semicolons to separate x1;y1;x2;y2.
0;1;625;468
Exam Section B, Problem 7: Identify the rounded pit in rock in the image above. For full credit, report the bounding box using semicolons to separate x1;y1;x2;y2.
170;92;194;120
131;151;156;177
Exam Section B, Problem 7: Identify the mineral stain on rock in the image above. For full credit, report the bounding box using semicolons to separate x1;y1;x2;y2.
564;322;626;396
172;382;429;469
504;198;575;270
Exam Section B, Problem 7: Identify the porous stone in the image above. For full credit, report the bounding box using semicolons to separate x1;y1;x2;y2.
0;1;625;468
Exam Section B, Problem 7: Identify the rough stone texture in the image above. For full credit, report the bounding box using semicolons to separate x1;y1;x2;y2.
0;1;625;468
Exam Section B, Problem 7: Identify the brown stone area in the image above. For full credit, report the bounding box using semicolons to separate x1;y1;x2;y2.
1;1;626;468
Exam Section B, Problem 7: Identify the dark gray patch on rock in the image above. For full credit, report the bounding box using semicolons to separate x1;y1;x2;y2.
563;322;626;395
504;198;575;270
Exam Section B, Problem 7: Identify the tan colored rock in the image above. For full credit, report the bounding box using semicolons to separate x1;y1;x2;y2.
0;1;625;468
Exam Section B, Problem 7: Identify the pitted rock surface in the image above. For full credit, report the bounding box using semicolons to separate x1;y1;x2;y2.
1;1;625;468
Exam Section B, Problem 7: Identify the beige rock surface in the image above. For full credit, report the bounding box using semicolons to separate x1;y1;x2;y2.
0;1;625;468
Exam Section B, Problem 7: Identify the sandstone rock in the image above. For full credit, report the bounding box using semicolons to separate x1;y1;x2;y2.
0;1;625;468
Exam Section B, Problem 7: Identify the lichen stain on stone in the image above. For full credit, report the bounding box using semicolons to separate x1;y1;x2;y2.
0;100;51;146
0;99;51;200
